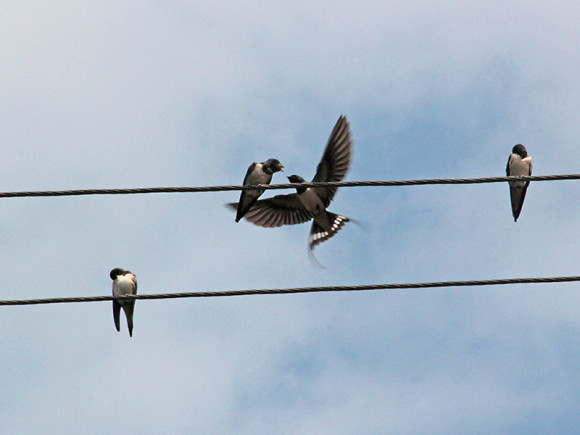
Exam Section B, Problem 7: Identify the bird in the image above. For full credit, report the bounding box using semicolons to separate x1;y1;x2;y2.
235;158;284;222
228;115;352;251
110;268;138;337
506;144;532;222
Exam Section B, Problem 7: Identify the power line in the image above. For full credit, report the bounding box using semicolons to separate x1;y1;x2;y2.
1;275;578;307
0;174;579;199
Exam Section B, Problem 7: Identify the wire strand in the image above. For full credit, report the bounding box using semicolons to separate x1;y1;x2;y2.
1;275;578;306
0;174;579;199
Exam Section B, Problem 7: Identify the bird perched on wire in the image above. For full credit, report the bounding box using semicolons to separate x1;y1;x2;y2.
235;158;284;222
110;268;137;337
228;115;352;252
506;144;532;222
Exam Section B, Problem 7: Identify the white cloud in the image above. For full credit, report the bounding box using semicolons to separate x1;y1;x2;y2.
1;1;580;433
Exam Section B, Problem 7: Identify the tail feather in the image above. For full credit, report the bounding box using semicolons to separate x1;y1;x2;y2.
113;300;121;332
235;190;263;222
509;181;529;222
309;212;349;249
123;303;135;337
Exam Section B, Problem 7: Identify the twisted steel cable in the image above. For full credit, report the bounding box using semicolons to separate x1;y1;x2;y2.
0;174;578;199
1;275;578;306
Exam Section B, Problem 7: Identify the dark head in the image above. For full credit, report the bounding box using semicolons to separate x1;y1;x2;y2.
287;174;306;183
512;144;528;158
110;268;128;280
263;159;284;174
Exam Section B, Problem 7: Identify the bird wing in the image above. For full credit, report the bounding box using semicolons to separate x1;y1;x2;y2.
228;194;312;228
242;162;258;185
311;115;352;207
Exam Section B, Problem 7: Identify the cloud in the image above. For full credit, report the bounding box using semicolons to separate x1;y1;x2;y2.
1;1;580;433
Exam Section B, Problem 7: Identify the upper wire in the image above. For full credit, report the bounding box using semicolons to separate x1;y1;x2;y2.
0;174;579;199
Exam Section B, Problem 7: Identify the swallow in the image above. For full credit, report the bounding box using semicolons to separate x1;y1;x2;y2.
235;159;284;222
110;268;138;337
506;144;532;222
228;115;352;250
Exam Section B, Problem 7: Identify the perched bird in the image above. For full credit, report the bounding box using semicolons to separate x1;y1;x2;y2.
228;115;352;251
235;158;284;222
506;144;532;222
110;268;138;337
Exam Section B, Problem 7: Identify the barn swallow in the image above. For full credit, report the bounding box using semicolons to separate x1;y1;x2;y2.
228;115;352;251
110;268;138;337
506;144;532;222
235;159;284;222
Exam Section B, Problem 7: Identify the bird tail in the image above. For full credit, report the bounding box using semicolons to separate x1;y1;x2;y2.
113;300;121;332
509;181;530;222
122;303;135;337
235;207;245;222
234;190;264;222
235;195;257;222
309;212;349;250
227;202;247;222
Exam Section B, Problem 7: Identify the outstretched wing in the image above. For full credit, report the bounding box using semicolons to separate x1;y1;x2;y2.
228;194;312;228
311;115;352;207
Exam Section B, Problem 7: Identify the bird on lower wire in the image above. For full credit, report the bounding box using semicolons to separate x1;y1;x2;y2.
110;268;138;337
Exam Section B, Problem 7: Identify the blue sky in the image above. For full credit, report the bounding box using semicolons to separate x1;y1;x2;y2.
1;2;580;433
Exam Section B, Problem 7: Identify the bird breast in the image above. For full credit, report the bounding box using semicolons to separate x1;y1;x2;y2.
508;155;531;188
113;275;135;297
247;164;270;185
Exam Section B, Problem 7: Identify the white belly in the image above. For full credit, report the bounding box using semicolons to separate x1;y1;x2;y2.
246;164;270;185
113;276;135;297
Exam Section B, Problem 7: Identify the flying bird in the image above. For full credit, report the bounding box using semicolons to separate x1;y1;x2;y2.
235;158;284;222
229;115;352;251
506;144;532;222
110;268;138;337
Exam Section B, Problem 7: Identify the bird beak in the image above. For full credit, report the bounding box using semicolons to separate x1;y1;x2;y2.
280;165;284;172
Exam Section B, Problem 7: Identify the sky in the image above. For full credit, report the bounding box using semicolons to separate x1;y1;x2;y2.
1;1;580;433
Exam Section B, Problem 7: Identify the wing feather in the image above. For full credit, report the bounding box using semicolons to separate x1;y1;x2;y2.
311;115;352;207
228;194;312;228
